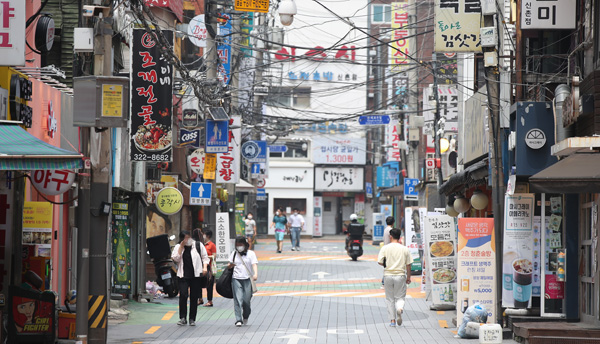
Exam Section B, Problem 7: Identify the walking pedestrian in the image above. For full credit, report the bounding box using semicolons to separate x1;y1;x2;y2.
244;212;257;250
271;208;287;253
377;228;413;327
201;229;216;307
227;236;258;327
288;208;304;251
383;216;395;245
171;230;209;326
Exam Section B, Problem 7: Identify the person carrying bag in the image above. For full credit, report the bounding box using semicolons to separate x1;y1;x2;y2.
227;236;258;327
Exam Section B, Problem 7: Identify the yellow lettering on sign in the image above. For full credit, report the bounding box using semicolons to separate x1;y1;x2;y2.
203;154;217;180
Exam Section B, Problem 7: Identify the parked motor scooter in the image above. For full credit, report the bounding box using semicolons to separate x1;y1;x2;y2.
345;220;365;261
146;234;179;298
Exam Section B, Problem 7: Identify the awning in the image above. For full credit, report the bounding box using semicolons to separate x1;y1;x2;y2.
0;124;83;170
529;153;600;193
381;185;404;196
235;179;255;192
439;159;488;195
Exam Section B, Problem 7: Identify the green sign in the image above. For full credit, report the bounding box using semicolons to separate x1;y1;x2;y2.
112;203;131;294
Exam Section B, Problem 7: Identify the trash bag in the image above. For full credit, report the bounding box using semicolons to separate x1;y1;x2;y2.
458;303;488;338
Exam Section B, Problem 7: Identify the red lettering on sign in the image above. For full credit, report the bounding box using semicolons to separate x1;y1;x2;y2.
139;51;156;68
136;85;157;103
137;105;156;126
1;2;15;28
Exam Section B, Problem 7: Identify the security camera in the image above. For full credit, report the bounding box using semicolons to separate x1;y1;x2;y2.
278;0;297;26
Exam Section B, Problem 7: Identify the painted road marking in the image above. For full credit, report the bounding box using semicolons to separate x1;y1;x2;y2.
133;342;143;344
437;311;445;315
281;256;313;261
321;292;364;297
272;291;318;297
438;320;449;328
145;326;161;334
355;292;385;298
161;311;176;321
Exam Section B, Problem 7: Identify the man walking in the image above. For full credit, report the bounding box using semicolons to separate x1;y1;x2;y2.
378;228;413;327
383;216;395;245
288;208;304;251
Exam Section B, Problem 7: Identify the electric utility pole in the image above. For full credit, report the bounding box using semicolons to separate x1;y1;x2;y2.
431;54;445;208
206;3;218;234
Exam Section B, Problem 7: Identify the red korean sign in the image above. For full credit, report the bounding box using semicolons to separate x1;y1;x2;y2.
130;29;173;162
216;116;241;184
0;0;26;66
30;170;76;196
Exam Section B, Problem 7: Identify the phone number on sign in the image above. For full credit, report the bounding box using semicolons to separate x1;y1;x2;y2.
133;153;170;161
325;154;355;163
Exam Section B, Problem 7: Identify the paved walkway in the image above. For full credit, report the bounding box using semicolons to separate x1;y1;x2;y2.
107;237;517;343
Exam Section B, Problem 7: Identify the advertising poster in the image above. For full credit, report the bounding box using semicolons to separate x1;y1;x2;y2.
405;207;422;257
424;215;457;308
314;197;323;237
10;287;54;337
532;216;546;297
372;213;384;242
311;134;367;165
457;218;497;324
112;203;131;294
130;29;174;162
22;202;53;256
502;193;535;308
419;208;428;292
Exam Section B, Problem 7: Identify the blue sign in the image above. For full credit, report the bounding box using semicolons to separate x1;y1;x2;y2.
205;119;229;153
404;178;419;201
268;145;288;153
256;188;266;201
190;182;212;206
179;129;200;147
251;141;267;163
366;182;373;198
377;166;395;188
358;115;390;125
217;16;232;85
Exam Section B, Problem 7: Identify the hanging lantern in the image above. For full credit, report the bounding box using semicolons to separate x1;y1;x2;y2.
470;189;489;210
453;194;471;214
446;195;459;217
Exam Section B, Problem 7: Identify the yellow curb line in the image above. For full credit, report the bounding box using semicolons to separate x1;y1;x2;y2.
145;326;160;334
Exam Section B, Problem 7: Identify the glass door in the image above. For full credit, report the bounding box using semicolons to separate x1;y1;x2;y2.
540;193;565;317
580;194;600;326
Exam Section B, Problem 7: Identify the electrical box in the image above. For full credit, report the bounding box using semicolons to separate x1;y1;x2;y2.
480;27;497;47
74;28;94;53
73;76;130;127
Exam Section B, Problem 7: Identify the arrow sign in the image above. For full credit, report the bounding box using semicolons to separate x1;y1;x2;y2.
190;182;212;206
278;334;311;344
312;271;330;279
358;115;390;125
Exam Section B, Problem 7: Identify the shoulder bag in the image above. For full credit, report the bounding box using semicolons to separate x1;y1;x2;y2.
216;252;235;299
237;253;258;294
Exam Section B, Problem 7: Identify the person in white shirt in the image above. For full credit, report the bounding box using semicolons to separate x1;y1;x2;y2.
378;228;413;327
287;208;305;251
171;230;209;326
227;236;258;327
244;212;257;250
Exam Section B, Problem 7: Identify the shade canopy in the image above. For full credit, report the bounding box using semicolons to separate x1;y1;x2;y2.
0;124;83;170
529;153;600;193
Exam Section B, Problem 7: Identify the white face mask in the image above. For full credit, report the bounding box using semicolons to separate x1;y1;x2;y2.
203;235;207;241
247;215;253;219
185;238;193;246
276;211;280;216
236;246;245;252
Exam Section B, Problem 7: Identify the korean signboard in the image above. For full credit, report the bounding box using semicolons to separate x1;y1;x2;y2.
405;207;423;259
312;134;366;165
234;0;269;13
130;29;173;162
215;212;231;262
423;85;458;134
385;120;401;162
267;167;314;189
0;0;25;66
435;53;458;84
112;203;131;294
315;167;364;192
521;0;575;30
434;0;482;52
0;173;14;305
187;14;208;47
314;196;323;237
217;15;232;86
390;1;410;72
457;218;497;325
216;116;241;184
424;215;457;308
22;201;53;255
502;194;535;308
30;169;76;196
155;187;183;215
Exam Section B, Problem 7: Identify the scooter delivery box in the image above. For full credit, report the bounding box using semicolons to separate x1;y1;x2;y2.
348;224;365;236
146;234;171;260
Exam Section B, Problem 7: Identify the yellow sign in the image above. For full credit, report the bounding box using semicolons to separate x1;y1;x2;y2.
155;187;183;215
234;0;269;13
390;1;410;72
23;201;53;231
203;154;217;180
101;84;123;117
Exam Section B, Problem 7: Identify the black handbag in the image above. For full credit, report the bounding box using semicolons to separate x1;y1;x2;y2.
216;252;235;299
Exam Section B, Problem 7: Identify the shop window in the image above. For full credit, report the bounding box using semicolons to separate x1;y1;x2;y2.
372;4;391;23
324;201;332;212
275;198;307;214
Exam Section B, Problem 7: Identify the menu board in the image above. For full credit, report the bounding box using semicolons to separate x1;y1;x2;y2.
457;218;497;324
424;215;457;308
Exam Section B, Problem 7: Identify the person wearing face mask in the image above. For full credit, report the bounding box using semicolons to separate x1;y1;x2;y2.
270;208;287;253
287;208;305;251
171;230;209;326
244;212;257;250
227;236;258;327
201;229;216;307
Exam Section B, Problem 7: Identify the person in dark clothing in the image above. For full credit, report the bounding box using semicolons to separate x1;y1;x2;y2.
171;230;208;326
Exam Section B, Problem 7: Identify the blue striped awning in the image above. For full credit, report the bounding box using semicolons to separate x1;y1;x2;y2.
0;124;83;170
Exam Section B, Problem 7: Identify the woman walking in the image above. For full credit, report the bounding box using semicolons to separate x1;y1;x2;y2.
201;229;216;307
171;230;208;326
228;236;258;327
270;208;287;253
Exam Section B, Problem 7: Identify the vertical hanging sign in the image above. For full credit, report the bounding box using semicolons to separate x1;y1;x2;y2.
217;15;232;86
130;29;174;162
313;196;323;237
390;1;410;72
215;212;231;262
424;215;457;309
112;203;131;294
217;116;241;184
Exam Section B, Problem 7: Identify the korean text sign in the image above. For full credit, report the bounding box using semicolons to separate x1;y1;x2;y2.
314;167;364;192
521;0;575;30
217;116;241;184
0;0;25;66
423;85;458;134
312;134;366;165
424;215;457;307
502;194;534;308
434;0;482;52
390;1;410;72
215;212;231;262
457;218;496;325
130;29;174;162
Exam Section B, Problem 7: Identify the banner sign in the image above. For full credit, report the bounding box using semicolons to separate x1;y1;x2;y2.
423;85;459;134
217;15;232;85
424;215;457;308
435;53;458;84
311;134;366;165
390;1;410;72
179;129;200;147
217;116;241;183
0;0;26;66
215;212;231;262
385;120;402;162
434;0;482;52
457;218;497;325
130;29;174;162
502;193;535;308
521;0;575;30
405;207;423;256
314;196;323;237
314;167;364;192
112;203;131;294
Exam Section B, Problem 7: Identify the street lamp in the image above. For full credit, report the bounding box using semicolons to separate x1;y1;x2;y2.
278;0;297;26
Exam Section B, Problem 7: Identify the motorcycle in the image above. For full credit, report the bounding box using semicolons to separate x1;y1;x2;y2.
345;222;365;261
146;234;179;298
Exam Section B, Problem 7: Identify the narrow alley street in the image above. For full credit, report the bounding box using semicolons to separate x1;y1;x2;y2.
107;237;517;343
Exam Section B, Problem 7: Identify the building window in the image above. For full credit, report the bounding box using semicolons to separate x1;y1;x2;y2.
372;4;391;24
266;87;311;109
274;198;307;214
269;141;309;159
